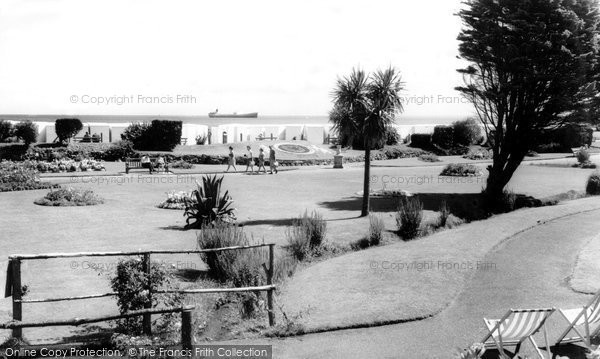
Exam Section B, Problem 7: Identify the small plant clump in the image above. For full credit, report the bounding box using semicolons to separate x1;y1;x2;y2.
285;210;327;261
438;200;450;227
396;197;423;240
440;163;482;177
170;160;194;169
418;153;440;162
586;172;600;195
110;259;183;335
157;191;196;210
34;187;103;206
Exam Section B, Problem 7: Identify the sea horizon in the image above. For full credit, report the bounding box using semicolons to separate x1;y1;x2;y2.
0;114;464;127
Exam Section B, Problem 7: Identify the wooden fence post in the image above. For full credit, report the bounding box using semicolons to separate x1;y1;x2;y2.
181;308;193;350
141;253;152;335
11;259;22;339
267;244;275;326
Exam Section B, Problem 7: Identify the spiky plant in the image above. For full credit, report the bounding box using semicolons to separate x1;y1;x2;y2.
183;175;236;228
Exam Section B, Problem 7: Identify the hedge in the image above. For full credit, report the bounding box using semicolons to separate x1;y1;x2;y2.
536;123;593;152
55;118;83;143
452;119;482;146
409;134;432;149
432;126;454;149
121;120;182;151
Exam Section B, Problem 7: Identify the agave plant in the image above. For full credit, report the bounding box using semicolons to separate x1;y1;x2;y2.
183;175;236;228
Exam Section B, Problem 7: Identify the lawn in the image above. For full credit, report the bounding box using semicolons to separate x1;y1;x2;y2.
0;157;598;344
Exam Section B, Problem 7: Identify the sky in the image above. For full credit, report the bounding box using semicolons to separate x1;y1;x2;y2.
0;0;474;118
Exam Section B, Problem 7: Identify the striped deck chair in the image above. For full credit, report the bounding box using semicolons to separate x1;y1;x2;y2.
482;308;555;359
555;291;600;348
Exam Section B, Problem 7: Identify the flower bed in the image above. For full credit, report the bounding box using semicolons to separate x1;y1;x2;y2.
35;159;106;173
440;163;482;177
0;161;59;192
157;191;196;210
34;187;104;206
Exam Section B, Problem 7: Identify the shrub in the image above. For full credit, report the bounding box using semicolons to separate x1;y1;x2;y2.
293;210;327;249
432;125;454;149
537;123;594;151
195;134;207;145
396;197;423;240
171;160;194;169
368;214;384;246
13;121;38;145
184;175;236;228
34;187;103;206
55;118;83;143
103;140;136;161
586;172;600;195
149;119;182;151
455;343;486;359
383;145;427;159
384;126;401;146
121;122;152;150
440;163;481;177
452;118;482;146
418;153;440;162
463;147;493;160
158;191;195;210
577;148;591;163
285;210;327;260
110;258;182;335
439;200;450;227
196;222;264;287
0;120;13;142
409;133;432;149
0;161;58;192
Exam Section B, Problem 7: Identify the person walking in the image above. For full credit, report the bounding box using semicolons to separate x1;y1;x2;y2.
269;145;278;174
257;148;267;174
226;146;237;172
245;145;255;174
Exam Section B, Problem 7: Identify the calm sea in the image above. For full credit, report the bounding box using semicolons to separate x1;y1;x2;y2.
0;114;459;126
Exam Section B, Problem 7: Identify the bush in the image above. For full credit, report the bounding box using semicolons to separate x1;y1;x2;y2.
13;121;38;145
577;148;591;163
384;127;401;146
586;172;600;195
158;191;195;210
0;120;13;142
103;140;136;161
383;145;428;159
121;122;152;150
110;259;182;335
432;125;454;149
368;214;384;246
418;153;440;162
285;210;327;261
396;197;423;240
439;201;450;227
409;133;432;149
184;175;236;228
0;161;58;192
195;134;207;145
452;118;482;146
537;123;594;151
440;163;482;177
536;142;564;153
149;120;182;151
171;160;194;169
34;187;103;206
55;118;83;143
463;147;493;160
196;222;265;287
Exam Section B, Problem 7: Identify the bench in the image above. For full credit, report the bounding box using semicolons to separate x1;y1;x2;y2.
325;135;338;145
180;138;188;145
256;134;278;141
74;133;103;143
125;157;169;174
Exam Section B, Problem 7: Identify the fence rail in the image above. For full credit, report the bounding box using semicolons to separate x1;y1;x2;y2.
4;243;276;342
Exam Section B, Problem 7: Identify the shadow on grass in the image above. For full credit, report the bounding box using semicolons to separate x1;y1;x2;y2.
319;193;489;220
240;218;294;227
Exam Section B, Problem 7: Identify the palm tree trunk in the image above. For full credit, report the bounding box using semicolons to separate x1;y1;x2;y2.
361;148;371;217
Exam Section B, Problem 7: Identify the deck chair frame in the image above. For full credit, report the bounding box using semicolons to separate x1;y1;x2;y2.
555;291;600;349
482;308;555;359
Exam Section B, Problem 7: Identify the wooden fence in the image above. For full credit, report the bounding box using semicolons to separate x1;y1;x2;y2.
3;243;276;341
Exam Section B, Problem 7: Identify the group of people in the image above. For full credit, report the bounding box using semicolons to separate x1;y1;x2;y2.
226;145;278;174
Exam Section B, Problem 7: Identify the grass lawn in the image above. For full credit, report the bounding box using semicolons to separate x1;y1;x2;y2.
570;233;600;295
0;156;598;344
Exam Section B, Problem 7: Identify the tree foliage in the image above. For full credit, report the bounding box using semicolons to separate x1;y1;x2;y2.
456;0;600;200
55;118;83;143
330;67;405;216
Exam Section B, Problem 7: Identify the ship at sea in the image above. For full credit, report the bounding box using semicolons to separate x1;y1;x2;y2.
208;109;258;118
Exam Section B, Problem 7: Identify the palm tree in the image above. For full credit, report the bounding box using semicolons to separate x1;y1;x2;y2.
331;67;404;217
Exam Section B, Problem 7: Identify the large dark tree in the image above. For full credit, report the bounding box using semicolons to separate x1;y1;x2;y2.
331;67;404;216
456;0;600;201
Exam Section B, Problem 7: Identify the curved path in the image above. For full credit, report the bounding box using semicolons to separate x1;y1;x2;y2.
236;202;600;358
